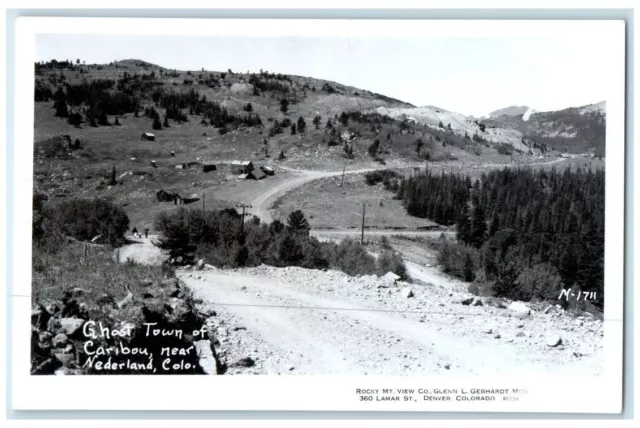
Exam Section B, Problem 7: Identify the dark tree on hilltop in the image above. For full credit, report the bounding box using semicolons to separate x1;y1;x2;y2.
287;210;310;235
326;119;333;129
339;112;349;126
438;121;444;128
244;103;253;112
313;115;322;129
297;116;306;133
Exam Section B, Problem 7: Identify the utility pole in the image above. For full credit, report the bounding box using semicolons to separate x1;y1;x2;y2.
202;193;205;212
361;203;366;245
235;203;252;235
340;166;346;187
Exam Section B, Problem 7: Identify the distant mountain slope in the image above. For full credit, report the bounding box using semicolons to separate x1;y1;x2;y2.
483;101;606;155
487;105;530;118
371;105;530;152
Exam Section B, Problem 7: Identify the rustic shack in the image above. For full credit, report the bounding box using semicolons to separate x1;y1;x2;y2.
182;194;201;204
156;189;183;205
141;132;155;141
260;165;275;176
203;163;217;173
247;168;266;180
231;160;254;174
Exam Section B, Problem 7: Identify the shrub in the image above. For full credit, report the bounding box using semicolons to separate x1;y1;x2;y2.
377;250;408;280
37;198;129;247
364;169;400;186
328;239;377;277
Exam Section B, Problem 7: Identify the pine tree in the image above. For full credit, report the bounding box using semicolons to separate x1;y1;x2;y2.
286;210;310;235
456;203;472;244
297;116;306;133
109;165;116;186
469;203;487;248
280;98;289;114
313;115;321;129
152;116;162;130
291;124;296;135
368;140;380;158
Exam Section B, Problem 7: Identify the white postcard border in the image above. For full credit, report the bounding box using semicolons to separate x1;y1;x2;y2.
10;17;626;412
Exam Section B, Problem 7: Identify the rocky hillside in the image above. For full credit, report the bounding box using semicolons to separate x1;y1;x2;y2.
371;105;530;152
486;105;530;118
483;101;606;155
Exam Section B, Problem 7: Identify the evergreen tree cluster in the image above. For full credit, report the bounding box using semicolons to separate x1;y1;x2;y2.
398;166;605;305
248;74;291;95
154;208;407;279
397;172;471;225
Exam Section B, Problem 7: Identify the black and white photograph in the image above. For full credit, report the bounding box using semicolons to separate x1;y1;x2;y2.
10;16;626;412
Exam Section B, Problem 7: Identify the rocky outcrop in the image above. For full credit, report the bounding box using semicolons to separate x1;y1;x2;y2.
31;278;224;375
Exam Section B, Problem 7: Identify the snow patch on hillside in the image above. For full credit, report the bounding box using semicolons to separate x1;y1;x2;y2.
522;107;537;122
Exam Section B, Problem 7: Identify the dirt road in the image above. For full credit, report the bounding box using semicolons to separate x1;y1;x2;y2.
252;166;378;223
117;235;166;265
178;265;603;376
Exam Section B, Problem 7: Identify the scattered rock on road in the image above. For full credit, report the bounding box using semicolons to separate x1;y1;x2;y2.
508;301;531;317
546;334;563;347
402;287;414;298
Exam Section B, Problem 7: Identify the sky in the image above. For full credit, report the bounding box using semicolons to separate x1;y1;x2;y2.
36;33;613;117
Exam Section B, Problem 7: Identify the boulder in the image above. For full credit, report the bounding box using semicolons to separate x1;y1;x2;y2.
451;294;474;305
53;350;75;367
117;292;134;309
58;317;85;336
194;340;219;375
471;297;483;306
96;293;117;308
196;259;205;271
381;271;401;287
508;301;531;317
31;306;50;329
52;333;69;348
234;357;256;368
45;302;61;315
402;287;414;298
204;264;216;270
68;287;86;298
460;296;475;305
546;334;562;347
160;278;180;289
